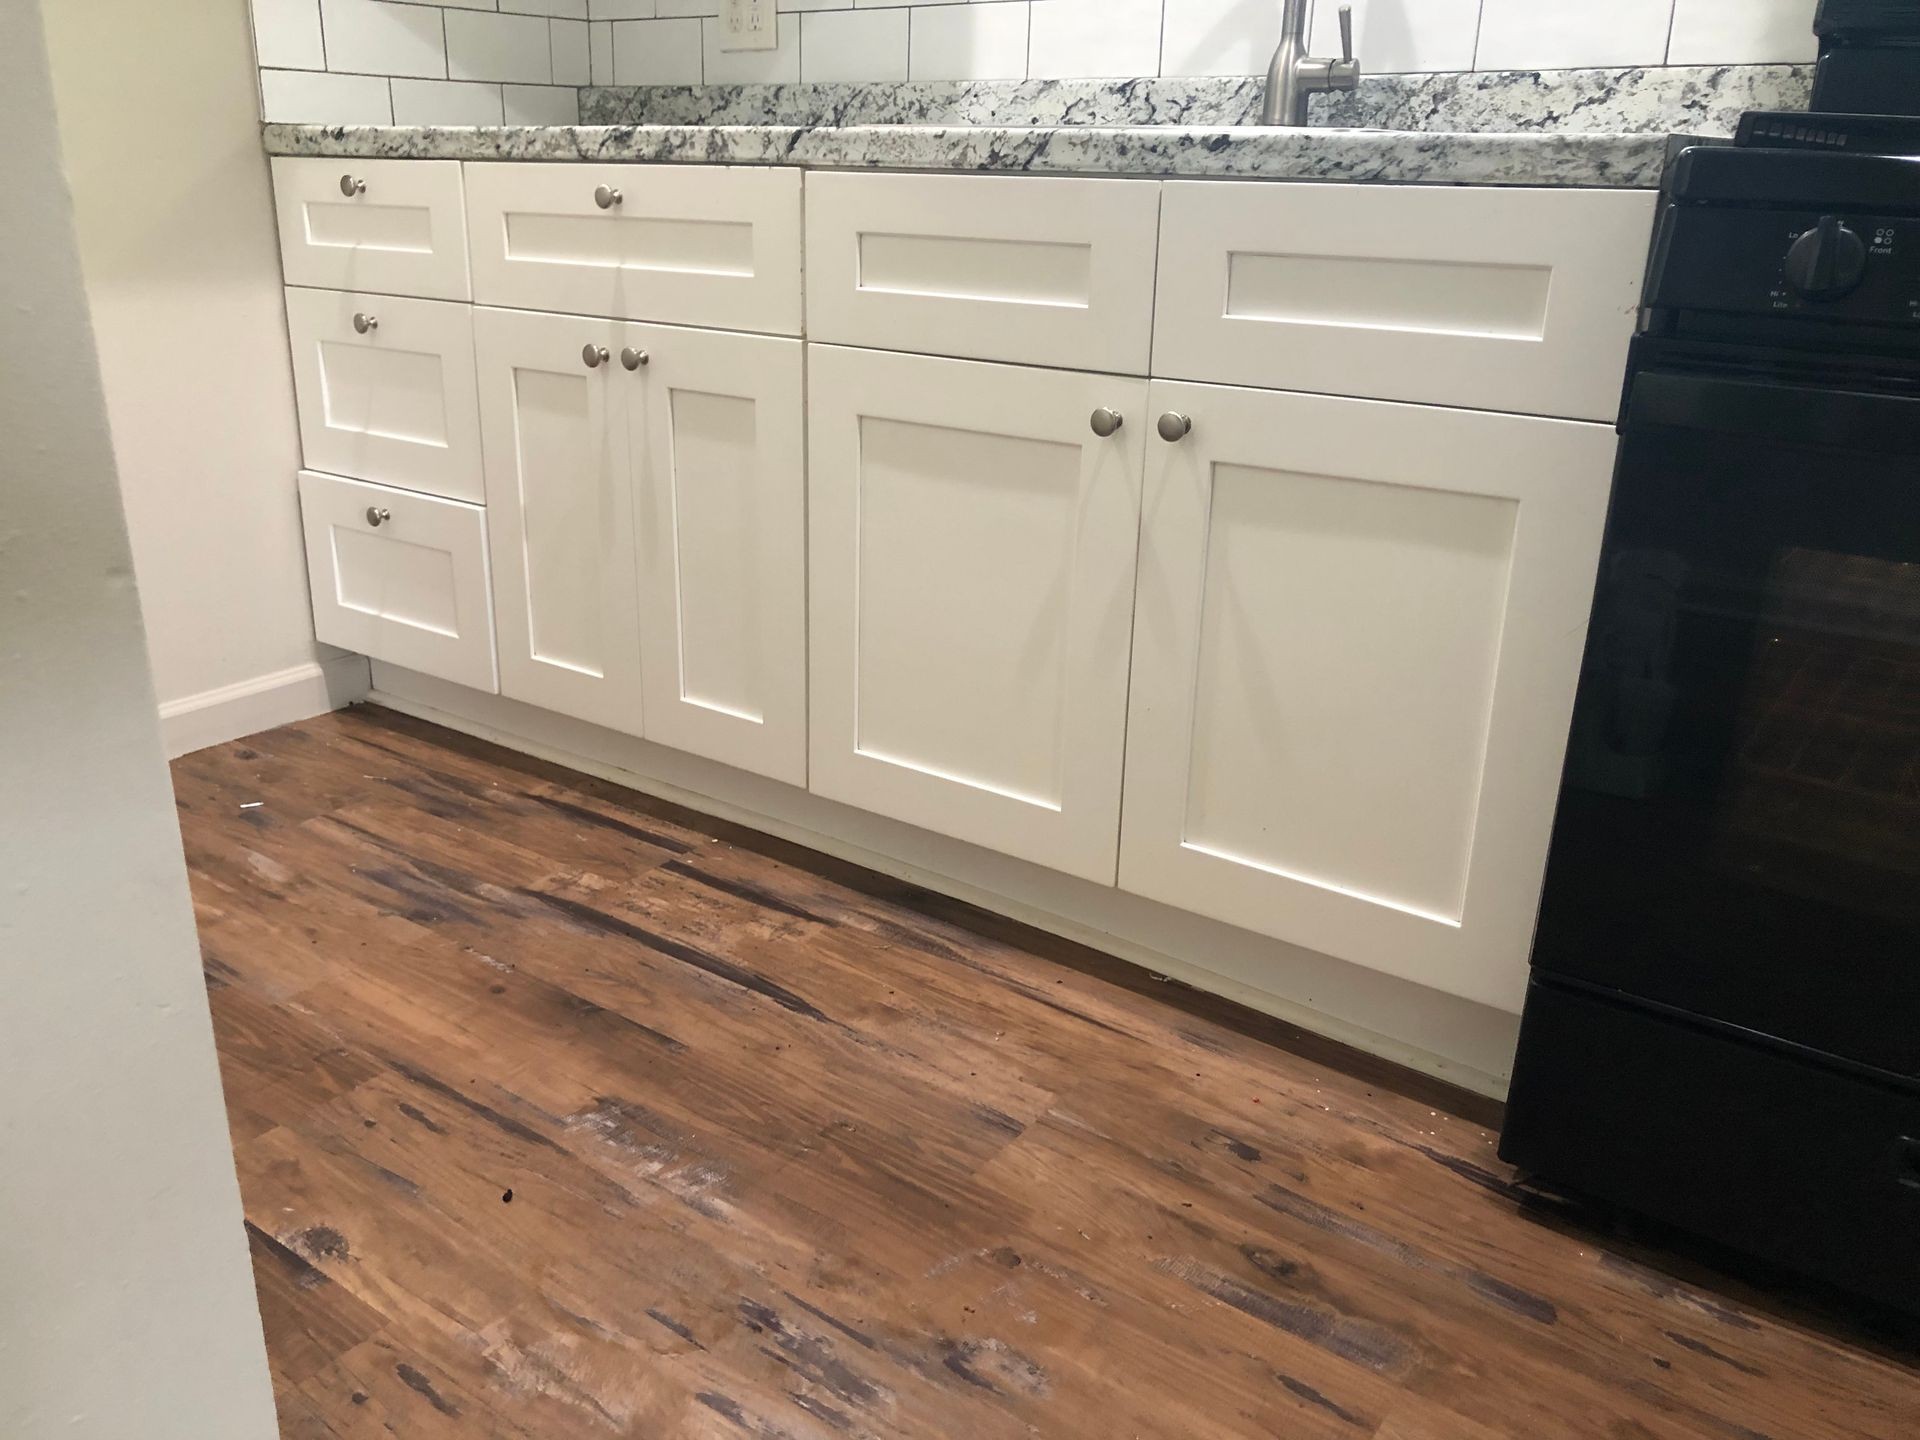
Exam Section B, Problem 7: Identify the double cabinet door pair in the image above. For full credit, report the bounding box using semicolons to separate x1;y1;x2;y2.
479;307;807;785
811;345;1616;1012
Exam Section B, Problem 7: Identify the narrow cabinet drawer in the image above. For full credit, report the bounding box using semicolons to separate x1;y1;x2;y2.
298;472;497;693
285;288;483;504
805;172;1161;373
1153;182;1656;421
272;158;470;301
464;163;803;333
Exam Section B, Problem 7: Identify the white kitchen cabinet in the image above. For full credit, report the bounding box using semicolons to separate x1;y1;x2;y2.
272;158;470;302
1154;181;1655;422
474;307;808;777
627;324;808;786
804;171;1162;374
1119;380;1616;1011
474;306;644;736
297;471;496;692
808;344;1148;883
463;163;803;334
284;287;483;504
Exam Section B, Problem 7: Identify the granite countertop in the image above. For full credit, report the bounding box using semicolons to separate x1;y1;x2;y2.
263;121;1685;189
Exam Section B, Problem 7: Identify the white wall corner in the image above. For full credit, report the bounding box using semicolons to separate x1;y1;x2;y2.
160;651;372;759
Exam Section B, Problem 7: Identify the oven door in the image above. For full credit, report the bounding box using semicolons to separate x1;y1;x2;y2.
1533;365;1920;1079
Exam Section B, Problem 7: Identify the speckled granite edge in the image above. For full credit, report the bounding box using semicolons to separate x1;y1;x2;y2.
581;65;1811;137
263;123;1680;188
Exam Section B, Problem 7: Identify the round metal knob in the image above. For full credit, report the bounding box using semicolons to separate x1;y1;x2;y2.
583;344;610;368
352;312;378;334
1089;407;1124;438
340;175;366;197
1156;412;1194;443
620;347;650;371
593;184;623;210
365;506;391;527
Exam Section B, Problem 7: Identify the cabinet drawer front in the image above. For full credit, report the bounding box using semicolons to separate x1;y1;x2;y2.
808;345;1147;883
285;288;483;504
465;163;802;334
298;472;497;692
628;324;807;786
806;172;1161;373
474;306;645;737
273;159;470;301
1119;382;1615;1010
1154;183;1655;421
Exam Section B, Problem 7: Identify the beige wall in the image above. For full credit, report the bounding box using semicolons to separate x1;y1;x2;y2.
44;0;361;753
0;3;279;1435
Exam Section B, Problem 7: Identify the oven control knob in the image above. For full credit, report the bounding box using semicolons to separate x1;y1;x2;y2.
1784;215;1868;301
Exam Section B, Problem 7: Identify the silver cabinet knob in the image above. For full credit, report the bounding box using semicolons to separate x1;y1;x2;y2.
352;312;378;334
1089;407;1124;438
583;344;610;368
365;506;391;527
593;184;623;210
340;174;366;197
1157;412;1194;443
620;347;650;371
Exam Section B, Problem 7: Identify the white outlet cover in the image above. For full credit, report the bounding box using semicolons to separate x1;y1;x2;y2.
720;0;778;52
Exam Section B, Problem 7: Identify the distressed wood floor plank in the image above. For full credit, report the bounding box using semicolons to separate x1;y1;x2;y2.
175;706;1920;1439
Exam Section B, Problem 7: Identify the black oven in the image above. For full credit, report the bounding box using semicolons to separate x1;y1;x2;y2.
1501;140;1920;1315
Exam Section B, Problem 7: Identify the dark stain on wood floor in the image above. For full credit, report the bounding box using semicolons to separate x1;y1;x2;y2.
174;706;1920;1438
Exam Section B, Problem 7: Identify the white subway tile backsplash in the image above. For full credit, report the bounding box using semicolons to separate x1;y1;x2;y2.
261;67;392;122
552;17;592;82
1029;0;1162;79
504;82;585;120
1670;0;1819;65
320;0;447;79
1477;0;1675;71
252;0;326;71
256;0;1817;130
613;16;705;82
802;9;910;82
391;76;505;124
447;7;555;81
702;13;801;82
909;2;1029;82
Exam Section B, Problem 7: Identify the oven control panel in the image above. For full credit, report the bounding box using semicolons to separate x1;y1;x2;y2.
1650;206;1920;324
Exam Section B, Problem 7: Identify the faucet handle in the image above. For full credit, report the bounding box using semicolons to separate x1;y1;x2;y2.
1337;3;1354;64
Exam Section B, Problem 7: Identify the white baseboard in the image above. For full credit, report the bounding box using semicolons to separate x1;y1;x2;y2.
368;662;1520;1099
161;653;371;759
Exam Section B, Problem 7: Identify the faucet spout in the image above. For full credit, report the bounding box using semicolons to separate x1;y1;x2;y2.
1259;0;1362;127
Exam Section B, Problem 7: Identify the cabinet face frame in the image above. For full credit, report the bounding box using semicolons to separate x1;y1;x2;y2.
285;287;484;504
805;170;1163;374
625;323;808;786
807;344;1149;883
298;471;497;693
1153;181;1656;422
272;158;471;302
474;306;645;737
1119;380;1617;1011
464;162;803;334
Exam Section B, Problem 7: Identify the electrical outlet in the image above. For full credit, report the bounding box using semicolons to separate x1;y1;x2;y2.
720;0;778;52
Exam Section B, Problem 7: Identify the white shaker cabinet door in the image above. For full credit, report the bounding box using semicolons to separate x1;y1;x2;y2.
475;306;645;736
1119;381;1617;1012
298;471;497;693
807;344;1148;883
624;323;808;786
284;287;483;503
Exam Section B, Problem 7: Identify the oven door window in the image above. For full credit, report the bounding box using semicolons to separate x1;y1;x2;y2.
1536;380;1920;1078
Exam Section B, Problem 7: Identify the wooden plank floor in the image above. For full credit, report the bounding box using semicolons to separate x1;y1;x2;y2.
175;706;1919;1439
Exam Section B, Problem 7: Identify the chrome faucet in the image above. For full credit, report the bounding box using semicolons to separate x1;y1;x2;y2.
1260;0;1361;126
